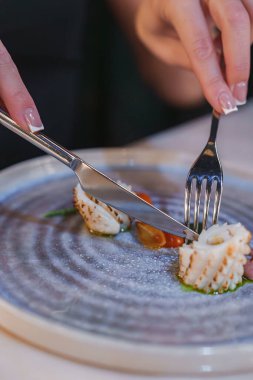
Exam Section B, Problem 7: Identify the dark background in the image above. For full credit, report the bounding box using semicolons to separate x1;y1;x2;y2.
0;1;251;170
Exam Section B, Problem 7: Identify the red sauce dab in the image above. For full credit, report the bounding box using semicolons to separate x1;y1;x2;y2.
135;192;184;249
136;192;152;205
136;222;166;249
164;233;185;248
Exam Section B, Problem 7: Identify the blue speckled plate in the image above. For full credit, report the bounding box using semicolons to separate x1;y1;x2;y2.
0;148;253;376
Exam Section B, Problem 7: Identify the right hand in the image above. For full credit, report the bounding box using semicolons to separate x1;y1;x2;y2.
0;40;43;132
136;0;253;115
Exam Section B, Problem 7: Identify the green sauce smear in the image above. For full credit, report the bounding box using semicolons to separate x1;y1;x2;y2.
180;277;253;295
44;207;77;218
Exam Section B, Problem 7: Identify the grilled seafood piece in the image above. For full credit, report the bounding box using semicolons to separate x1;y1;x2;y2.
73;184;131;235
179;223;251;293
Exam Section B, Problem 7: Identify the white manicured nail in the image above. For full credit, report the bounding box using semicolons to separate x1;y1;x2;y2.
218;92;238;115
24;108;44;133
231;82;247;106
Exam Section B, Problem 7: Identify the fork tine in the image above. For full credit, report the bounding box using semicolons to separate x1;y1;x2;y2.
212;179;223;224
193;179;202;232
184;178;192;227
202;179;212;230
184;111;222;232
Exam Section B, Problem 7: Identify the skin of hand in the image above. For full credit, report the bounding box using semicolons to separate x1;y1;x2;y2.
108;0;204;107
0;40;43;132
136;0;253;115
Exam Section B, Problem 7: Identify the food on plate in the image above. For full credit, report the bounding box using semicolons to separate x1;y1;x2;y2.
44;207;77;218
179;223;251;293
49;185;253;294
135;192;185;249
135;222;167;249
243;249;253;280
134;193;165;248
244;260;253;280
135;192;167;249
135;222;185;249
73;186;185;248
73;184;131;235
164;232;185;248
136;192;152;204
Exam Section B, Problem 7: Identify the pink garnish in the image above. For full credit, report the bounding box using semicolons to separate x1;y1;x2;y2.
244;259;253;280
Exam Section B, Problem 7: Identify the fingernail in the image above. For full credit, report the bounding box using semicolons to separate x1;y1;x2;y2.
230;82;247;106
24;108;44;133
218;92;238;115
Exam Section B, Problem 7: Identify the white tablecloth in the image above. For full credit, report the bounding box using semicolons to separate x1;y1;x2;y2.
1;101;253;380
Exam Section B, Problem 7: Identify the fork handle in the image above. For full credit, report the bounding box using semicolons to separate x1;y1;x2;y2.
0;110;82;170
209;110;220;143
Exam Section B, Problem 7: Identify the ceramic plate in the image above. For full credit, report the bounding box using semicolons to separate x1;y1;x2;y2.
0;148;253;376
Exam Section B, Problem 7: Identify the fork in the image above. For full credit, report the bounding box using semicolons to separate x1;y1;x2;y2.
184;110;223;233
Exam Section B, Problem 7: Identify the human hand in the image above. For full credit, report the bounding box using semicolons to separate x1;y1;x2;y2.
136;0;252;114
0;40;43;132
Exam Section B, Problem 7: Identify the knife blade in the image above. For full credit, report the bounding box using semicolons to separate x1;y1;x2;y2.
0;110;198;241
75;161;198;240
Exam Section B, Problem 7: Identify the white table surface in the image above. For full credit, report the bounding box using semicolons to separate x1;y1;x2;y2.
1;101;253;380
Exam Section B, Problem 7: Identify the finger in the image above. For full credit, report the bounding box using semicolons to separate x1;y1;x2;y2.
166;0;237;114
0;41;43;132
136;1;191;68
208;0;251;105
137;34;191;68
240;0;253;40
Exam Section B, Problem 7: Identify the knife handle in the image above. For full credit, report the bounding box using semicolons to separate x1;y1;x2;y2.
0;110;81;170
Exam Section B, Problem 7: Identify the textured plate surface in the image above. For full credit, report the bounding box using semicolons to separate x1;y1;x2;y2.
0;148;253;375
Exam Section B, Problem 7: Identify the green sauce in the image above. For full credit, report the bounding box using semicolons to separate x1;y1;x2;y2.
180;277;253;295
120;226;131;233
44;207;77;218
189;222;203;234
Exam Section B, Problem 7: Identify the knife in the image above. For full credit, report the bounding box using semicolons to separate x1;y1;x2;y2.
0;111;198;241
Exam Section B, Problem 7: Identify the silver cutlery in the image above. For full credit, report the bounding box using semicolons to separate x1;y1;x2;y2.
184;110;223;232
0;110;198;241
